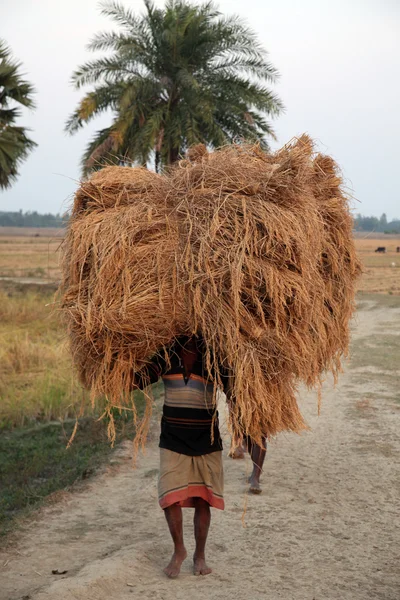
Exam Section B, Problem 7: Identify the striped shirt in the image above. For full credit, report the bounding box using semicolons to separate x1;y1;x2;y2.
144;338;226;456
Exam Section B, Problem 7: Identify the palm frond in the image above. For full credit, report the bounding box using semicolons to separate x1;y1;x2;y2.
87;31;132;52
0;126;37;189
0;39;36;188
81;126;118;175
71;56;141;88
99;1;142;29
65;83;122;133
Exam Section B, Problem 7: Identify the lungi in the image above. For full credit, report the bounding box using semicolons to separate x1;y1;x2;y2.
158;448;224;510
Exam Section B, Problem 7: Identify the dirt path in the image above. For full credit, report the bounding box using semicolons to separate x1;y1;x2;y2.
1;298;399;600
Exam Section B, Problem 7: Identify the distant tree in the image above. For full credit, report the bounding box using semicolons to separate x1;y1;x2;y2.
0;210;65;227
389;219;400;231
354;213;400;233
66;0;283;175
354;214;379;231
0;41;37;189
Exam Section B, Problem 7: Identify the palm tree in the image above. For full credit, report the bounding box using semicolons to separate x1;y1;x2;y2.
66;0;283;175
0;41;37;189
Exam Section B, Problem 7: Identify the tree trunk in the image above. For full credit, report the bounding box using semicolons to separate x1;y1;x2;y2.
155;150;161;173
168;147;180;164
154;128;164;173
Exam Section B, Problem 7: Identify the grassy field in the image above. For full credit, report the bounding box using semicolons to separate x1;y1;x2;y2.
0;285;82;429
0;282;161;536
1;418;126;536
0;236;61;280
0;228;399;536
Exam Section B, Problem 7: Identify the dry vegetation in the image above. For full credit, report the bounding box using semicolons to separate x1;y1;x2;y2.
61;137;361;449
0;282;151;431
0;285;88;429
0;200;398;433
1;230;398;291
0;285;151;535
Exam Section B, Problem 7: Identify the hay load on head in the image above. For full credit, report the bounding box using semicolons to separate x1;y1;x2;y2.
60;135;362;448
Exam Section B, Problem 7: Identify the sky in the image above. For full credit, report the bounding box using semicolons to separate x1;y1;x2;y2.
1;0;399;219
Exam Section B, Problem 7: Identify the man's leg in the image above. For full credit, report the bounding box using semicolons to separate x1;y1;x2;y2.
246;437;267;494
193;497;212;576
163;503;187;578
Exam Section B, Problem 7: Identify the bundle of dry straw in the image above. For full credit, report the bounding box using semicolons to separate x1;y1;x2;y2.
60;135;361;448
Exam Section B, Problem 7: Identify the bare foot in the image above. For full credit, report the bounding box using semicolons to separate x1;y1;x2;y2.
193;553;212;576
248;476;262;494
163;548;187;578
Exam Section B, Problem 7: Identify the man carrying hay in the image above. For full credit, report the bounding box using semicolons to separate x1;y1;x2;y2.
61;137;362;578
137;336;226;579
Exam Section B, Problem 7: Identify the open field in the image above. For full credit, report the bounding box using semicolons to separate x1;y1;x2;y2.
0;293;399;600
0;227;65;238
0;229;399;292
353;231;400;240
354;235;400;294
0;236;61;281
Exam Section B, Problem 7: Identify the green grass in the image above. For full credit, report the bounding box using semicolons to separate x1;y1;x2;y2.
0;384;163;537
0;414;130;536
0;420;108;533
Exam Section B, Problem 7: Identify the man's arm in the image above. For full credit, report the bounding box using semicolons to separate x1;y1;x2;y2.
132;354;164;390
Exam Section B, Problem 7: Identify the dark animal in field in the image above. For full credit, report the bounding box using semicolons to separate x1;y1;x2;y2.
396;246;400;253
375;247;386;253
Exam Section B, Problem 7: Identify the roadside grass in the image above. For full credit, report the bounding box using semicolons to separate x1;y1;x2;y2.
0;418;120;536
0;385;164;538
348;294;400;407
0;283;163;537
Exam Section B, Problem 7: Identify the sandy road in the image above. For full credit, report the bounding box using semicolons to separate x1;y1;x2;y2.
1;297;399;600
